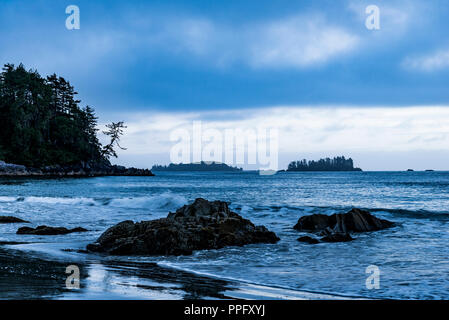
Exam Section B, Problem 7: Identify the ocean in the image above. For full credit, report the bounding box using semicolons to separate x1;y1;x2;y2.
0;171;448;299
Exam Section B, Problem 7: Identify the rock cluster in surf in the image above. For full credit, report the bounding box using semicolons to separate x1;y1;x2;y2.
87;198;280;256
17;225;88;235
0;216;29;224
294;208;394;244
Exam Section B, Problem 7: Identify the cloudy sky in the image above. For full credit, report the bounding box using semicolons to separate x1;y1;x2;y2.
1;0;449;170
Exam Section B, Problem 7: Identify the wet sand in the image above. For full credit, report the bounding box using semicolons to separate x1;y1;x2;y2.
0;245;357;300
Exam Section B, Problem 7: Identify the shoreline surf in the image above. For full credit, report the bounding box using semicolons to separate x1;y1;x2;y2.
0;244;363;300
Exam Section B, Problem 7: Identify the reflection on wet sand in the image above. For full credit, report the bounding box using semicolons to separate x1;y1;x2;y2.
0;247;235;300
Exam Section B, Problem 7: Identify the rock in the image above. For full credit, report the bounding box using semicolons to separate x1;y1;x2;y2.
297;236;319;244
0;241;30;245
294;208;394;233
87;198;280;256
0;161;27;172
0;216;29;224
17;225;88;235
294;214;332;232
320;233;354;243
62;248;89;254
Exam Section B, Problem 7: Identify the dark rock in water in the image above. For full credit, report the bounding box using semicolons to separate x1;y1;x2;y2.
294;208;394;233
0;216;29;224
17;225;88;235
297;232;352;244
294;214;332;232
293;208;394;244
297;236;319;244
87;198;280;256
332;208;394;233
62;248;89;254
0;241;30;245
320;233;354;243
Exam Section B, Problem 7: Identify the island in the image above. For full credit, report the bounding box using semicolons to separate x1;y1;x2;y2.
152;161;242;172
0;63;153;177
286;156;362;172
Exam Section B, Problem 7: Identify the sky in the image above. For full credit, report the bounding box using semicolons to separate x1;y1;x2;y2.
1;0;449;170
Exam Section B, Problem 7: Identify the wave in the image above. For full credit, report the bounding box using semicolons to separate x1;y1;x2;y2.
21;196;97;206
293;205;449;220
369;207;449;220
107;193;187;210
0;196;18;202
2;193;448;220
156;261;365;300
0;193;187;211
231;202;449;221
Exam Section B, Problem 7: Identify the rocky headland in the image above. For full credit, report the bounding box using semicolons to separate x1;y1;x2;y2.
0;160;153;177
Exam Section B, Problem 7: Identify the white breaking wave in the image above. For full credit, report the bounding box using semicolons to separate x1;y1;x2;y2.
22;196;97;206
0;193;187;210
0;196;18;202
108;193;187;210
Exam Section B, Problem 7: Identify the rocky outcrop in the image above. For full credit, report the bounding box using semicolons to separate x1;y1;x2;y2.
0;161;27;173
294;208;394;233
297;232;353;244
320;232;354;243
87;198;280;256
294;208;394;243
17;226;88;235
0;216;29;224
0;160;154;177
297;236;320;244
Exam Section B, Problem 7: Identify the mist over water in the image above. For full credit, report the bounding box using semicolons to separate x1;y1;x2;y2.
1;171;449;299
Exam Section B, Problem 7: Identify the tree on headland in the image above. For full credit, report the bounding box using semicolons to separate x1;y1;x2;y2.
0;63;123;167
101;121;127;159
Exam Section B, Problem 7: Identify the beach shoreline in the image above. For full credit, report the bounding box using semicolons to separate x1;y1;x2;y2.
0;245;360;300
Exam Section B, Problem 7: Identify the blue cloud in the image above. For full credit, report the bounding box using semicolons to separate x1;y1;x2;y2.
1;0;449;113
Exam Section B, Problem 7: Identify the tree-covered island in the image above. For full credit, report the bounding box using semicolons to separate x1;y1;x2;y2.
152;162;242;172
286;156;362;172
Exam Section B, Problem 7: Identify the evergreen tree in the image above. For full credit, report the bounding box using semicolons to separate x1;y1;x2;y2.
102;121;127;159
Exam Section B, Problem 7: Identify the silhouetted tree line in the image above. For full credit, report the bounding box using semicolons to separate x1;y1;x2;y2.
0;63;124;167
287;156;362;171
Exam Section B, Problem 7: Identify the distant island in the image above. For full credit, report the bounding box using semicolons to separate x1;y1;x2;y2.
286;156;362;172
0;63;153;177
152;162;243;172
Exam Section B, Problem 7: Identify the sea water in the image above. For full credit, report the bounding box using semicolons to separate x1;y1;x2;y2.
0;171;448;299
